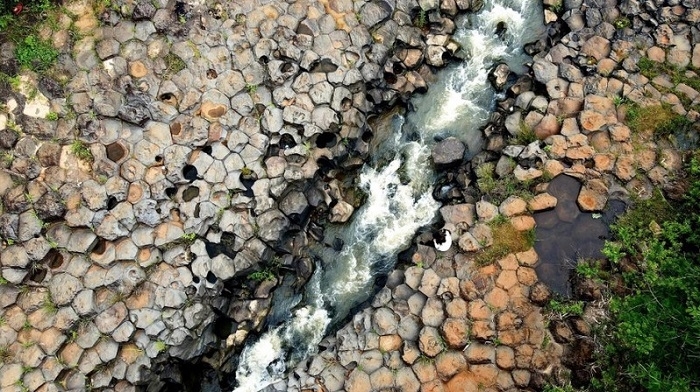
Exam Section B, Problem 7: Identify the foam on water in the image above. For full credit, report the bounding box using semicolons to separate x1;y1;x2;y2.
232;0;544;390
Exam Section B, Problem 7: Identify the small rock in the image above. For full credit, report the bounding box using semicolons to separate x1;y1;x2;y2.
577;179;608;211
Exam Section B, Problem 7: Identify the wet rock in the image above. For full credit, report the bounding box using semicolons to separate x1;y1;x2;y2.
330;200;354;223
432;136;465;166
529;281;552;306
488;63;510;91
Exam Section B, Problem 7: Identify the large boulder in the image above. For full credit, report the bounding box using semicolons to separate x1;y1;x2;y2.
432;137;465;166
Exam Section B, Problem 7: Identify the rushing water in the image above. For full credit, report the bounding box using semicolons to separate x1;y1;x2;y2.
232;1;544;390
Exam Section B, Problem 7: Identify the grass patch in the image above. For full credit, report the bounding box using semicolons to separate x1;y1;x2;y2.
475;162;534;205
70;140;93;162
624;103;693;137
248;268;275;282
475;219;535;266
546;298;585;318
15;35;58;71
638;57;700;92
511;120;538;145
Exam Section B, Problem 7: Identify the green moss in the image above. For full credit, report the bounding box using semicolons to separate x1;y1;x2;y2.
163;52;186;77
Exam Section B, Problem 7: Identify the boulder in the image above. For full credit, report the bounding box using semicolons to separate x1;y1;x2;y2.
432;137;465;166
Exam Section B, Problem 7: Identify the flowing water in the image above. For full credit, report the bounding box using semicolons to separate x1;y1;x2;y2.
232;1;544;390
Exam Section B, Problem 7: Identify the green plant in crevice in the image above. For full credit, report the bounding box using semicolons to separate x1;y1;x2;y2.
248;268;275;282
414;9;427;28
613;17;630;29
70;140;93;162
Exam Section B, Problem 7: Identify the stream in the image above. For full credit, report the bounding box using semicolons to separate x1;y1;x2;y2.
232;0;545;390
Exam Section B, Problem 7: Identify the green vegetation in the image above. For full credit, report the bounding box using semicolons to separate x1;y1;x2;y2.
15;35;59;71
546;298;585;318
45;111;58;121
513;121;538;145
154;340;167;353
475;162;534;205
245;83;257;94
638;57;700;91
591;153;700;392
414;9;427;29
613;17;630;29
70;140;93;162
475;219;535;266
163;52;186;78
249;268;275;282
181;232;197;244
624;102;692;136
0;345;9;363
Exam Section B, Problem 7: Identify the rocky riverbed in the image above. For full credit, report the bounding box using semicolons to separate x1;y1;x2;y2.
0;0;698;390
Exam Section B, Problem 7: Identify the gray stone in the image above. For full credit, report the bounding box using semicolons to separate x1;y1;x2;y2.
418;326;444;357
49;273;83;306
255;209;289;243
432;137;465;166
1;245;29;268
75;322;101;349
18;209;42;242
372;307;398;335
118;89;151;126
66;229;97;253
95;302;128;334
533;58;558;83
360;1;392;27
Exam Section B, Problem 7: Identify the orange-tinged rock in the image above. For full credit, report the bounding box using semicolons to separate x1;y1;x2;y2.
378;334;402;352
199;101;227;121
485;287;509;310
496;270;518;290
436;351;467;379
510;215;536;231
517;266;538;286
516;248;538;266
129;61;148;78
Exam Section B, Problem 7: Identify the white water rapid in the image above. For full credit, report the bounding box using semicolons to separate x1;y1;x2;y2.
232;0;543;390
